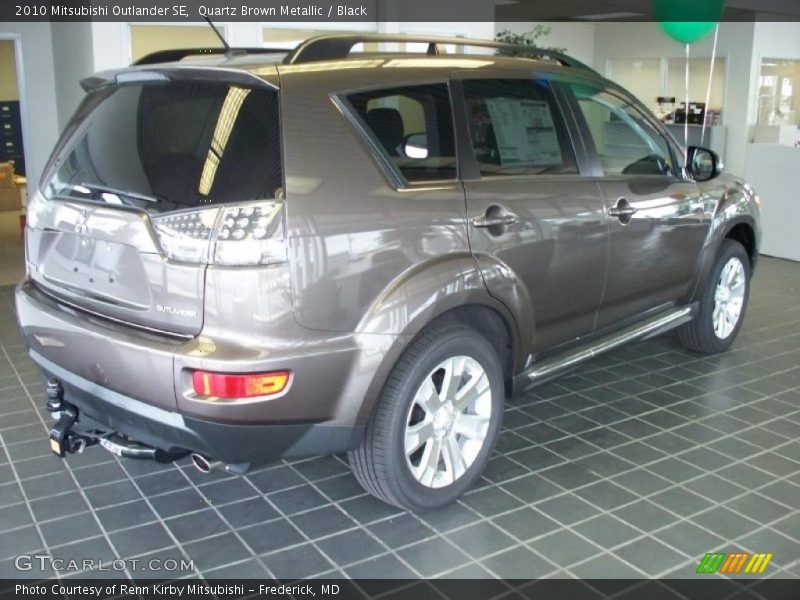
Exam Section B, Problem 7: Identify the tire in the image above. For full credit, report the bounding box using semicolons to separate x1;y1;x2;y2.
348;323;504;510
677;239;751;354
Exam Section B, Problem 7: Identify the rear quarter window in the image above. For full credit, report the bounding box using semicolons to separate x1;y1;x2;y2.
346;83;456;183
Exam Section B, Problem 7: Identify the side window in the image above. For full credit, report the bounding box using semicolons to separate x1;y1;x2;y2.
462;78;577;176
347;83;456;182
569;84;676;177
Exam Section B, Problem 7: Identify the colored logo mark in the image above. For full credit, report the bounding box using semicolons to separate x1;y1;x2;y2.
697;552;773;575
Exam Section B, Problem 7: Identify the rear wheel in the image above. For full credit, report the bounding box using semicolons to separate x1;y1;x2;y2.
349;323;504;510
677;239;751;354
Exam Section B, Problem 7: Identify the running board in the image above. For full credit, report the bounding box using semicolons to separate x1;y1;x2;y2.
523;306;694;386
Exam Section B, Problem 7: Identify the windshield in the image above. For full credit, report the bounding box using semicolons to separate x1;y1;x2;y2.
44;80;283;213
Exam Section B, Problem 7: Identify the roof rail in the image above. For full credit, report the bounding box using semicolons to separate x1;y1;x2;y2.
283;34;594;71
133;47;287;66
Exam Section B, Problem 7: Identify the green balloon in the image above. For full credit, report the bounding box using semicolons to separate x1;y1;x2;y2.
657;22;718;44
654;0;725;44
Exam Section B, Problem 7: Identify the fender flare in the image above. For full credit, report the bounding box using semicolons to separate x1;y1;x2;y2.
348;252;532;425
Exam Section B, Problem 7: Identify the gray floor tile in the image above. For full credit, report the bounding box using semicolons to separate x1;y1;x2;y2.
573;514;644;550
182;532;252;572
500;473;565;504
94;500;157;532
164;508;229;543
461;486;523;516
492;507;561;542
291;505;357;540
39;512;101;548
612;469;673;496
396;538;471;578
215;496;280;528
239;519;304;555
652;521;726;556
0;524;43;561
316;529;386;566
345;553;416;579
527;529;602;567
648;486;715;517
611;500;677;533
536;493;601;525
690;506;762;539
109;522;174;558
613;537;687;576
573;480;638;511
481;545;557;579
445;521;516;559
368;514;435;548
570;553;646;578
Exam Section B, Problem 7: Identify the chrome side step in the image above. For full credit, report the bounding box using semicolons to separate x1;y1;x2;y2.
523;306;694;386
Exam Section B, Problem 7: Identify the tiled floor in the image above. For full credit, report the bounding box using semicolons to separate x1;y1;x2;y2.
0;257;798;582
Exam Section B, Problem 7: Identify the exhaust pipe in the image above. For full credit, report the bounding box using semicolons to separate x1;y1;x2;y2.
191;453;222;474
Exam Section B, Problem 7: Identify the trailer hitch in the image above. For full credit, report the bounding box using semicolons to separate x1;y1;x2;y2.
45;378;96;457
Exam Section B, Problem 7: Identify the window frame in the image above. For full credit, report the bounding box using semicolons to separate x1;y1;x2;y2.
334;79;459;190
561;77;687;181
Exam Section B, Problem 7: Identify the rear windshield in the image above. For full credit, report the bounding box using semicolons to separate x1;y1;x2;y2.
44;80;282;213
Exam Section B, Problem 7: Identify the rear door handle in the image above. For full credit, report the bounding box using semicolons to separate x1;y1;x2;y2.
471;214;518;228
608;198;637;223
608;206;637;217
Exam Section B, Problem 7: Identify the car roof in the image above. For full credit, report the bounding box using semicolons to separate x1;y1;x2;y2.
85;35;607;91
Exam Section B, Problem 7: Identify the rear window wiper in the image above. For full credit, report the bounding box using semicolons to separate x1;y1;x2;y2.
75;183;161;205
68;183;194;211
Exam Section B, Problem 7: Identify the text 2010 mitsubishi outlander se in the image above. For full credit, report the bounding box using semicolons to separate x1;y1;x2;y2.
16;35;760;510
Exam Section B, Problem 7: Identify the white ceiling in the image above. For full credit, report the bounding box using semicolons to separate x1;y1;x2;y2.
495;0;800;21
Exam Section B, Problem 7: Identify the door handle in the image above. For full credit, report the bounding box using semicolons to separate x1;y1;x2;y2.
608;206;637;217
608;198;637;222
471;213;518;228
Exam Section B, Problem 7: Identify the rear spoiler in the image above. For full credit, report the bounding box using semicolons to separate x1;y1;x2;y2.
132;47;287;66
80;65;279;93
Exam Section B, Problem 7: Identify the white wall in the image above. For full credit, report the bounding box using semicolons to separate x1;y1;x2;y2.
495;22;595;66
51;23;94;131
593;21;756;178
0;24;59;188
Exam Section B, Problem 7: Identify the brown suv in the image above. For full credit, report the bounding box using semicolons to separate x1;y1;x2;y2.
16;35;760;510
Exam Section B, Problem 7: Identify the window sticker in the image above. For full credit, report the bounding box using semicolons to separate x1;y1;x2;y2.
485;98;562;166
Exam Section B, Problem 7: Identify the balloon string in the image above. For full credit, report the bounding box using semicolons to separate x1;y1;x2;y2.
701;24;720;148
685;43;690;168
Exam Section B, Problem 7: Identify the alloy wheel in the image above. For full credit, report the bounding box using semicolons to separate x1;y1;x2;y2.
713;256;746;339
404;356;492;488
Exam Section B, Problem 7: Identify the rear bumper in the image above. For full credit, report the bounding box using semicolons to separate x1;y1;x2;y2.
32;350;362;466
16;280;366;465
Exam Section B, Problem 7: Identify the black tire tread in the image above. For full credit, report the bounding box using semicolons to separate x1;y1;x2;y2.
677;239;750;354
348;322;490;509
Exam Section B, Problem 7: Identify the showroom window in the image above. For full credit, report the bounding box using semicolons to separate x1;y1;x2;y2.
569;84;676;177
347;83;457;182
607;57;726;124
462;78;577;177
757;58;800;126
129;25;225;63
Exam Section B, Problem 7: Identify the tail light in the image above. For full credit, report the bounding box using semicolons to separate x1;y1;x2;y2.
152;200;286;266
192;370;291;400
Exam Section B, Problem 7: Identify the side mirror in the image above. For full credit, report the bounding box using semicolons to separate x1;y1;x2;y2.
401;133;428;159
687;146;720;182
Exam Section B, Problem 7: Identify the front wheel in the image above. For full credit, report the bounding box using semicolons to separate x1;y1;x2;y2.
677;239;751;354
349;323;504;510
